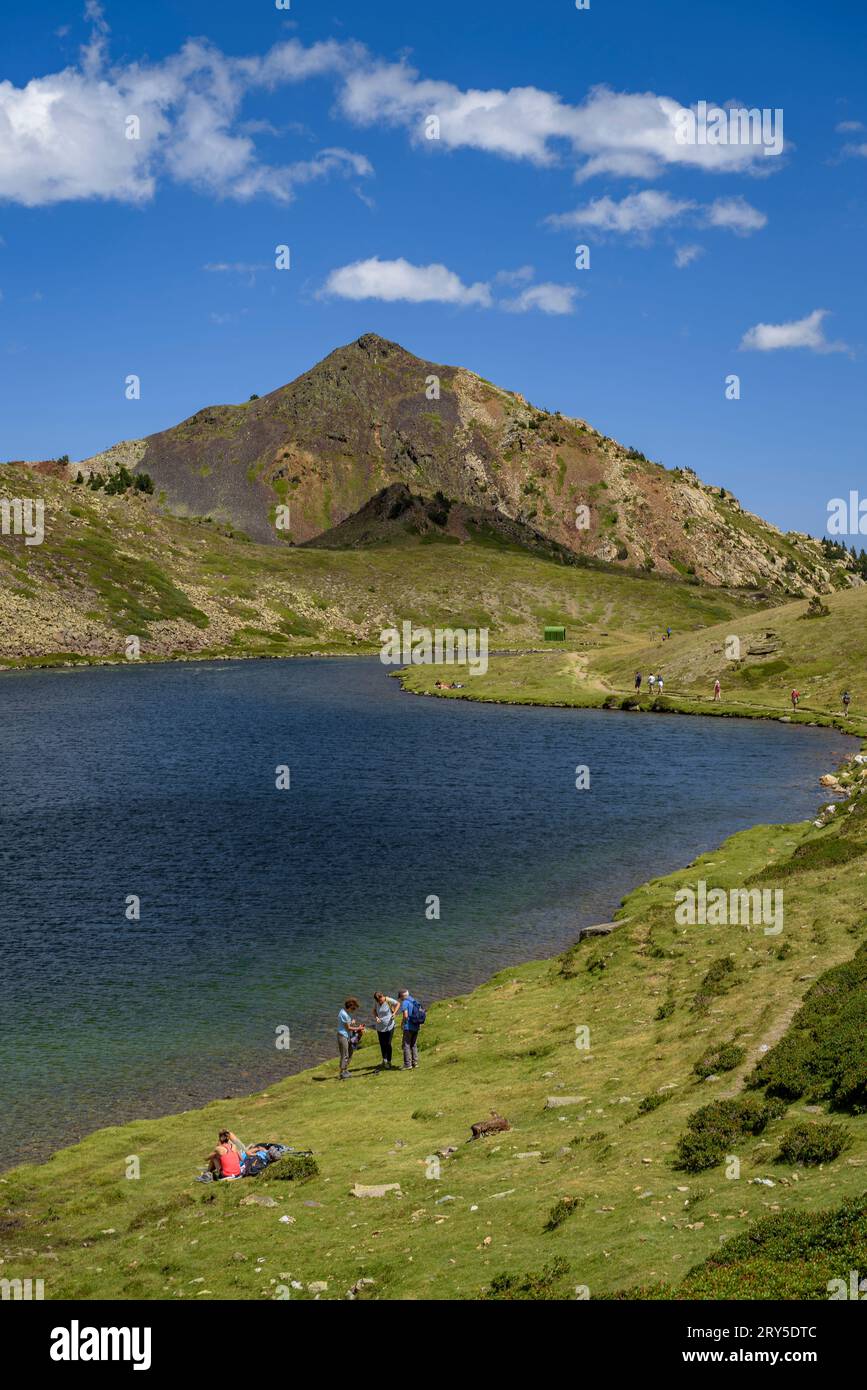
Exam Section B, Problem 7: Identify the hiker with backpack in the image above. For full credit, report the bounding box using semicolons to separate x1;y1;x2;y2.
393;988;426;1070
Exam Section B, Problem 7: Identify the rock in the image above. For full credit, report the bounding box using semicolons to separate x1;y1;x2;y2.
307;1281;328;1293
516;1151;542;1159
351;1183;402;1198
437;1146;458;1158
819;774;840;787
278;1215;296;1224
545;1096;586;1108
240;1194;278;1208
751;1178;775;1187
233;1252;248;1262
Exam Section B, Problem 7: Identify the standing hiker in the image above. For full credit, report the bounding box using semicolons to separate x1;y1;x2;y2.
372;991;399;1070
648;673;657;696
337;997;364;1080
791;689;800;712
842;690;852;717
713;678;721;702
657;675;664;696
634;672;642;693
393;988;426;1070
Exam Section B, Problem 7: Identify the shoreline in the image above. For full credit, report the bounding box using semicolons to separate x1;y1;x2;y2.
4;665;859;1179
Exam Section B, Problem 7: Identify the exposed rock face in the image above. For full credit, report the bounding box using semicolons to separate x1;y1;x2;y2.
78;334;851;595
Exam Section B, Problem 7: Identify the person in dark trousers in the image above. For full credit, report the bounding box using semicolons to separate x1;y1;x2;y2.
634;672;642;692
842;690;851;717
372;991;398;1070
337;997;364;1079
394;988;421;1069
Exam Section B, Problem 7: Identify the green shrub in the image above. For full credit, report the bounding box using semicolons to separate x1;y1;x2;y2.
693;1043;746;1079
749;941;867;1112
675;1097;786;1172
775;1122;852;1166
483;1257;570;1300
692;955;737;1012
637;1091;672;1115
259;1153;319;1184
544;1195;582;1231
654;999;675;1021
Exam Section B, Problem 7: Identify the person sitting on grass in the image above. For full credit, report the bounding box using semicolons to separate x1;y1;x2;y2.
206;1129;245;1180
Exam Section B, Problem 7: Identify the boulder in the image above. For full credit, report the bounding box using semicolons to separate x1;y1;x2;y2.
351;1182;402;1198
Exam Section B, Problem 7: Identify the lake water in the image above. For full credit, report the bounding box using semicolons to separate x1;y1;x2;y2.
0;657;850;1168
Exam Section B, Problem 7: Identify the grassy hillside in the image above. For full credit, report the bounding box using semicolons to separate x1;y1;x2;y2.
398;583;867;738
3;748;866;1301
0;463;759;667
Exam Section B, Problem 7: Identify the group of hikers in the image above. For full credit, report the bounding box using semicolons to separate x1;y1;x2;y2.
635;672;854;716
338;989;426;1079
634;671;665;695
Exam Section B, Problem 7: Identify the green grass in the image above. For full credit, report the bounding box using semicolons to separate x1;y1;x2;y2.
4;766;867;1301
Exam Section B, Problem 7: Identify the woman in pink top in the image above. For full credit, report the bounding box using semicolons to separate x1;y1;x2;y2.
207;1129;243;1179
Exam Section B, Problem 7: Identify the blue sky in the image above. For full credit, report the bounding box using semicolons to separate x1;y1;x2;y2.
0;0;865;536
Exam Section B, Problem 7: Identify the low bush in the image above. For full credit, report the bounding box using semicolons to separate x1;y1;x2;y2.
748;941;867;1112
693;1042;746;1079
775;1122;852;1166
483;1257;570;1300
675;1097;786;1172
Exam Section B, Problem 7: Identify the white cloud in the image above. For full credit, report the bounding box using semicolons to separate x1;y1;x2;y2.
740;308;849;354
548;189;694;235
840;141;867;159
705;195;767;233
548;189;766;240
337;67;782;180
320;257;579;314
0;24;369;206
674;244;704;268
320;256;493;306
501;282;579;315
0;23;788;210
836;120;865;132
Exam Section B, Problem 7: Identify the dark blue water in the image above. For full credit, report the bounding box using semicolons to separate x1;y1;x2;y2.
0;658;849;1168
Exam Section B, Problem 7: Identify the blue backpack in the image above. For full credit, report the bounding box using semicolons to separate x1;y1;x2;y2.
408;998;427;1028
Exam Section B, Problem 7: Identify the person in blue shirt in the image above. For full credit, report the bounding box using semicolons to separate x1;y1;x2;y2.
337;997;364;1079
393;988;420;1070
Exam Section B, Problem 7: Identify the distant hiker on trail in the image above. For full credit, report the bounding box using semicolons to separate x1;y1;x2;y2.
842;690;852;716
393;988;426;1070
372;991;399;1070
791;689;801;712
634;672;642;692
667;627;672;639
648;674;657;695
713;679;721;702
657;675;664;695
337;997;365;1080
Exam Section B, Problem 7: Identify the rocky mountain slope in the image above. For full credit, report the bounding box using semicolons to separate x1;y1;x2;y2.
78;334;851;597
